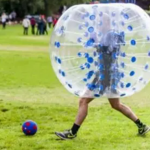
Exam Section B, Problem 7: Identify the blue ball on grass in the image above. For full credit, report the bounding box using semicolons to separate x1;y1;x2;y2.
22;120;37;135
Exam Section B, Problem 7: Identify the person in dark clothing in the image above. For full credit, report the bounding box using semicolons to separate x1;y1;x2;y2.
30;17;36;35
43;18;48;35
36;17;44;35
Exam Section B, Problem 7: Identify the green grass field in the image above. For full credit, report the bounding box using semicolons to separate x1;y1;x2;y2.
0;25;150;150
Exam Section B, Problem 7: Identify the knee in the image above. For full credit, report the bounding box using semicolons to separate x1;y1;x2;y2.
111;102;122;110
79;98;92;107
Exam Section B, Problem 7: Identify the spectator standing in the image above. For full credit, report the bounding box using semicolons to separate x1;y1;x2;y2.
11;11;17;22
53;17;58;27
22;17;30;35
47;16;52;28
43;18;48;35
1;13;7;29
30;17;36;35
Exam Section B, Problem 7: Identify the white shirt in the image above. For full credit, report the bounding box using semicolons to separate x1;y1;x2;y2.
22;18;30;27
1;14;7;23
47;16;52;22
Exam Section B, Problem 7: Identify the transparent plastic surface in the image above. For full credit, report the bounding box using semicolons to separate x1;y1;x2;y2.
50;4;150;98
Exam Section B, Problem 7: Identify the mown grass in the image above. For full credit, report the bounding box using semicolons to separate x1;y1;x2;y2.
0;25;150;150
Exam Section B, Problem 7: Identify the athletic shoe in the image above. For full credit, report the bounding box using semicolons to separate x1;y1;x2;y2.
55;130;77;140
138;125;150;135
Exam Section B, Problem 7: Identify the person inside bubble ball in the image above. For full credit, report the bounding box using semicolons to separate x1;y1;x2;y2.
55;1;150;140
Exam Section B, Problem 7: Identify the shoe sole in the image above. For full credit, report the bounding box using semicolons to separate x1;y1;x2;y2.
55;132;76;140
55;132;67;140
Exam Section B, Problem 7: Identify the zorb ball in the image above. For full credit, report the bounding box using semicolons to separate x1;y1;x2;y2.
22;120;37;135
51;3;150;98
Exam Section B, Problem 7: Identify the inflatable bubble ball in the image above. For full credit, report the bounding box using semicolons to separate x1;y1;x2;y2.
22;120;37;135
50;3;150;98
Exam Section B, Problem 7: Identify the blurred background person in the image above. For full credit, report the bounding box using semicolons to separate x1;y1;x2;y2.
47;15;52;28
22;17;30;35
1;13;7;29
43;17;48;35
11;11;17;23
53;17;58;27
30;17;36;35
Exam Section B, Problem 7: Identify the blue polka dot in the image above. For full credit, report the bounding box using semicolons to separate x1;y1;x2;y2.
112;12;116;17
88;27;94;33
58;58;62;64
59;69;62;74
55;56;58;61
87;57;94;63
148;51;150;56
128;25;133;31
120;93;126;97
124;14;129;19
126;83;131;88
120;83;124;88
84;53;89;58
145;64;149;70
120;21;125;26
87;83;96;90
85;63;90;69
90;15;95;20
120;62;125;68
147;36;150;41
99;74;104;80
75;92;79;96
99;64;104;71
131;57;136;63
121;52;126;57
84;32;89;37
93;51;97;57
94;61;98;66
139;77;143;81
131;40;136;46
130;71;135;76
77;37;82;43
83;78;87;82
80;65;85;70
112;21;116;26
62;71;65;77
84;22;89;27
77;52;82;57
111;84;116;90
99;12;103;17
55;42;61;48
94;94;100;97
120;72;125;78
132;88;136;91
68;84;72;88
98;53;103;59
79;25;83;30
86;38;95;47
85;12;89;17
112;53;118;59
99;85;104;91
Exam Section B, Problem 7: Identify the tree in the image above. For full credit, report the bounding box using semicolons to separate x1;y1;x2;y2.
0;0;92;17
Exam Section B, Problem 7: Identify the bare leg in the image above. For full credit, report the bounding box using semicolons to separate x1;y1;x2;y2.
108;98;138;122
75;97;93;125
